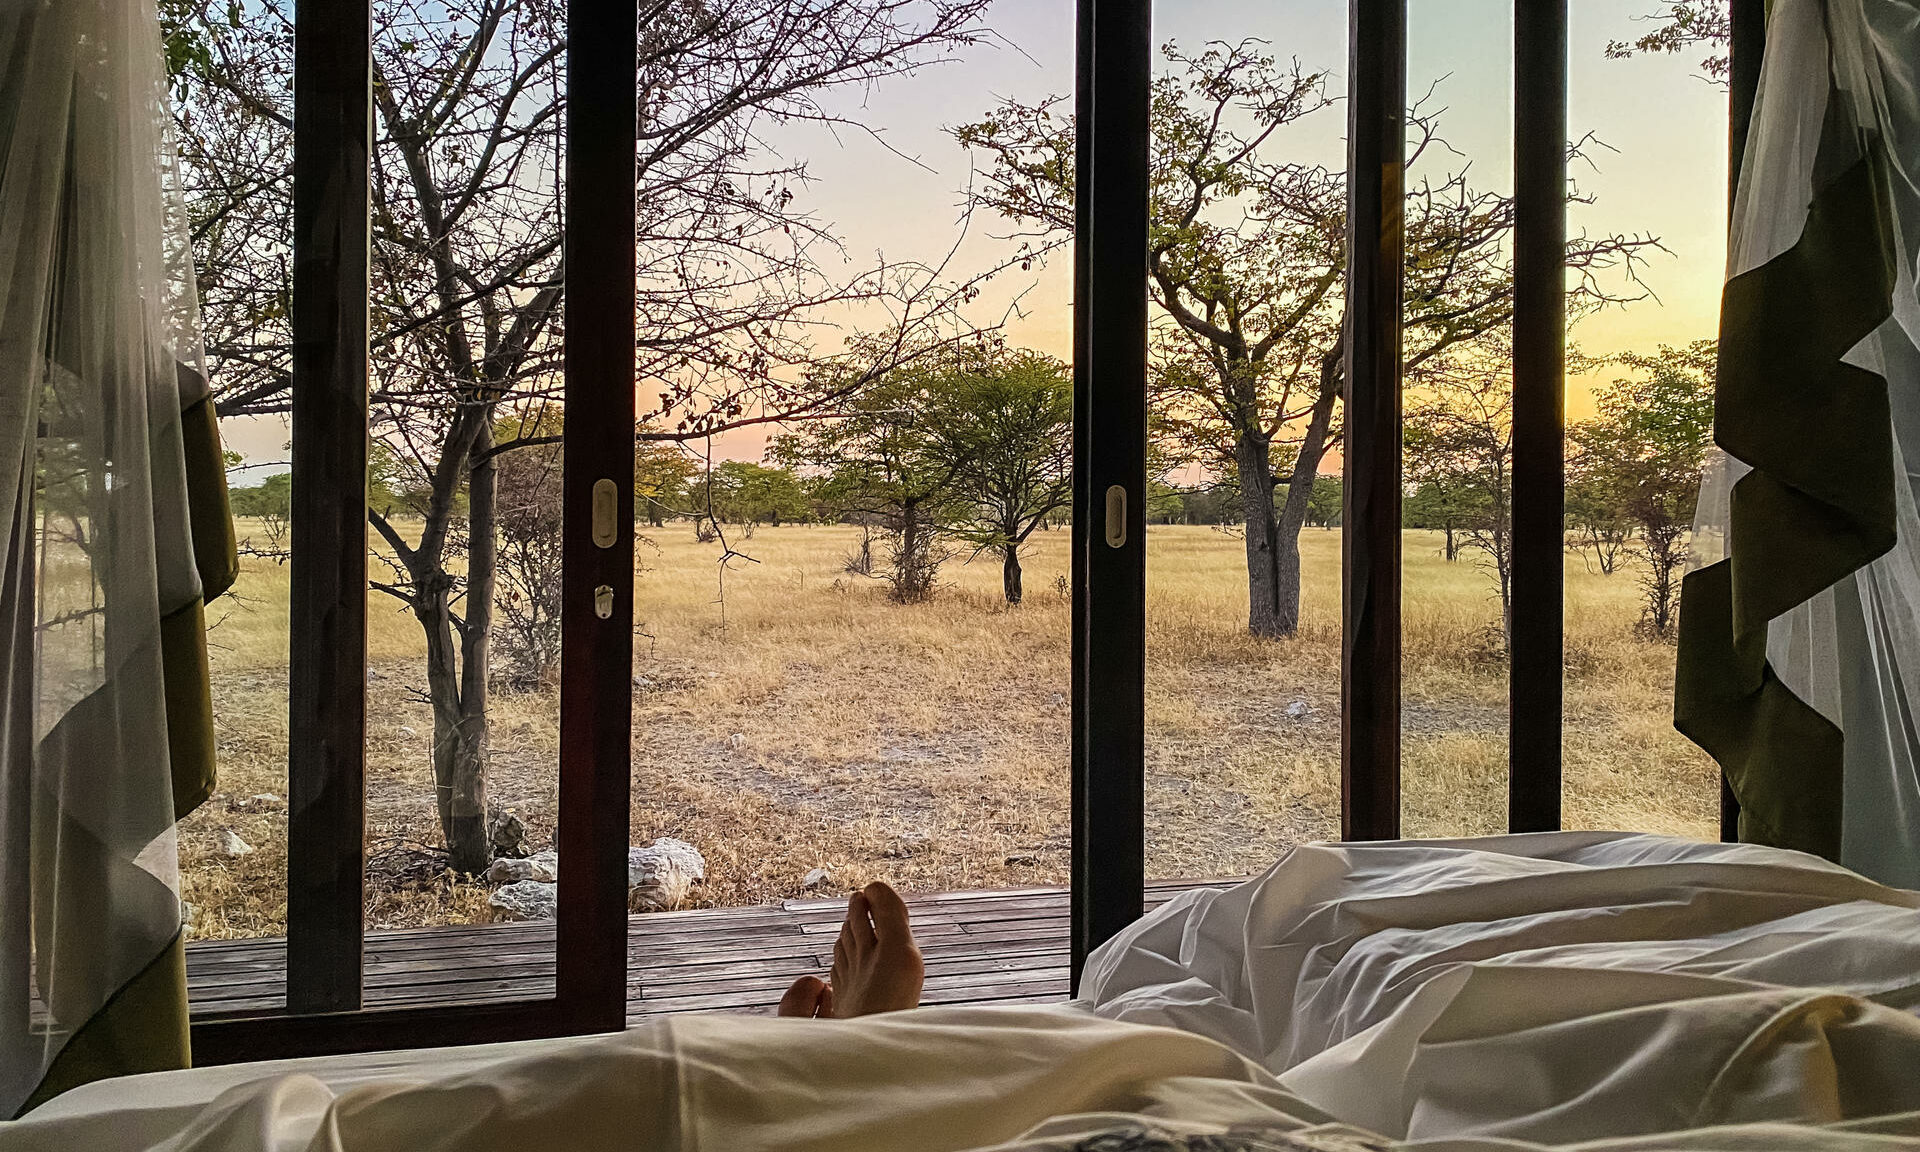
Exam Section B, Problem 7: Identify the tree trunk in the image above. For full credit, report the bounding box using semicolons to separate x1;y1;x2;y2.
1001;542;1023;604
1251;355;1344;633
1444;525;1457;561
1236;430;1288;637
415;427;496;877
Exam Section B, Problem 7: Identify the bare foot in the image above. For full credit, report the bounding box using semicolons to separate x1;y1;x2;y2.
776;973;834;1018
776;881;924;1018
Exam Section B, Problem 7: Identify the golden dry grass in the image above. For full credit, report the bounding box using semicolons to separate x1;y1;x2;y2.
178;519;1717;940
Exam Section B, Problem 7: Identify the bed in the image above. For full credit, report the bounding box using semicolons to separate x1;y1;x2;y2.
8;833;1920;1151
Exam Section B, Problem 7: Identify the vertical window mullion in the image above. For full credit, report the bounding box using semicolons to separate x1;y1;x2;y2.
286;0;372;1015
1718;0;1764;844
1341;0;1406;842
1508;0;1569;833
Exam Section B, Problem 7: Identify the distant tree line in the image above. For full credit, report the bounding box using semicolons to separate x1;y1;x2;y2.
1399;340;1715;641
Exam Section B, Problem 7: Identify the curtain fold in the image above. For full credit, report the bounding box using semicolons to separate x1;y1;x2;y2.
1677;0;1920;883
0;0;233;1118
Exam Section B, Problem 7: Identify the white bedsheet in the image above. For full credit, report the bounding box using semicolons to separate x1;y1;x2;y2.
6;833;1920;1151
1079;832;1920;1144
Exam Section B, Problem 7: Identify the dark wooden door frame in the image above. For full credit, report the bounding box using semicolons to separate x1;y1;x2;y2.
201;0;1765;1042
193;0;635;1064
1507;0;1568;833
284;0;370;1017
1069;0;1151;985
1720;0;1764;844
1341;0;1405;843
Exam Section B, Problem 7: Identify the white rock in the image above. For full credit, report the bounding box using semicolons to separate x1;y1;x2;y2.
488;880;556;921
488;849;558;886
629;838;705;912
246;793;282;808
486;857;536;885
802;867;831;890
219;830;254;857
1286;700;1311;719
727;732;746;750
527;849;559;882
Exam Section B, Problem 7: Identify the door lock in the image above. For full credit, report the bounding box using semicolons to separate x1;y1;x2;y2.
594;584;614;619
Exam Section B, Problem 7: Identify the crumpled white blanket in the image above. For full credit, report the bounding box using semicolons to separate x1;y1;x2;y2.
1077;832;1920;1144
7;832;1920;1151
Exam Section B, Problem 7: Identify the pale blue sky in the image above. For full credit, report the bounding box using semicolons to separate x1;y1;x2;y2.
223;2;1731;470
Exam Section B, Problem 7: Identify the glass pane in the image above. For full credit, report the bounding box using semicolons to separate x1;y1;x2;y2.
623;4;1075;1012
1145;0;1349;881
1562;6;1722;837
354;1;568;1002
175;2;292;1014
1399;0;1514;836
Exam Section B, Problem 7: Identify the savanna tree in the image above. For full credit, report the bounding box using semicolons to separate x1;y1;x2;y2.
1571;341;1716;635
634;433;698;527
173;0;993;871
920;346;1071;604
779;341;1072;605
1404;340;1516;640
774;360;967;602
955;40;1657;637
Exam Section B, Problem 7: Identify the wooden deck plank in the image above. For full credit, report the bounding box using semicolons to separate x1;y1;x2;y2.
186;880;1232;1024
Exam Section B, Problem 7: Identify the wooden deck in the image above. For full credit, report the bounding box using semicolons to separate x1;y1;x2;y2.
186;879;1232;1023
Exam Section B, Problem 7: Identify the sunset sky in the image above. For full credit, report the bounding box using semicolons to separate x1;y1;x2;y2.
696;0;1730;462
223;1;1732;473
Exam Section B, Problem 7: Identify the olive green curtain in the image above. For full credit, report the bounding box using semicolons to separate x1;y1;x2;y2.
1677;0;1920;882
1;0;234;1118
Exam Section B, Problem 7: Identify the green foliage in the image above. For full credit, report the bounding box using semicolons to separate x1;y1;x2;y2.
776;340;1072;602
1303;475;1342;529
157;0;231;91
228;471;291;519
1404;480;1483;559
1604;3;1731;85
689;461;812;526
635;434;699;525
1570;341;1717;633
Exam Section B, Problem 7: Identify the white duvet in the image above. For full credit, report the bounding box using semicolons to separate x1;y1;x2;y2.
7;833;1920;1151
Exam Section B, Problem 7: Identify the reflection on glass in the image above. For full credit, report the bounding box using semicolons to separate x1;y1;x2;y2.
1559;5;1724;838
1145;0;1350;879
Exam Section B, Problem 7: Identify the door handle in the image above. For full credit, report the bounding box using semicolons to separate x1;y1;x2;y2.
1104;485;1127;549
591;478;618;548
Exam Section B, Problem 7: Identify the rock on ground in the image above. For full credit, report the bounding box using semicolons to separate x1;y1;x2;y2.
488;879;556;921
629;838;705;912
487;808;529;857
484;842;703;914
485;849;558;886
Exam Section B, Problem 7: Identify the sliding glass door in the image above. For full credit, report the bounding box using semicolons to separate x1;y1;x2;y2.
188;0;633;1061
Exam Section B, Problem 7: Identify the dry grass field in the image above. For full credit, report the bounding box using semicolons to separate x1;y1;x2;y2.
179;519;1718;940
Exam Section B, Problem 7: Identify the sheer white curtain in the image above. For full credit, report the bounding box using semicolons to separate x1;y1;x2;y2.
1686;0;1920;885
0;0;220;1115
